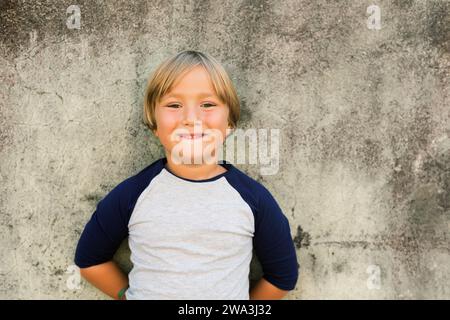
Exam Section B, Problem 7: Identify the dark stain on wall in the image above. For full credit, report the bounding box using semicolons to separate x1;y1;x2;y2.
0;108;12;154
1;1;67;58
386;129;449;297
234;0;271;72
387;107;435;205
406;138;450;229
293;225;311;249
392;0;415;10
313;114;386;175
81;183;115;205
238;97;253;126
309;253;316;270
332;262;345;274
81;193;103;205
0;61;15;153
425;0;450;52
0;0;156;58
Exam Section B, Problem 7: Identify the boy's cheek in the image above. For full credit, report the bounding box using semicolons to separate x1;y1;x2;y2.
156;131;174;146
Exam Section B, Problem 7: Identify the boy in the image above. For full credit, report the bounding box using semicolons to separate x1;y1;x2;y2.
74;50;299;300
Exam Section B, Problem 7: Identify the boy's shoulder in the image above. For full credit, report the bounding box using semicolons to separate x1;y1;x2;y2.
224;163;281;210
226;164;268;191
101;157;166;203
129;157;166;182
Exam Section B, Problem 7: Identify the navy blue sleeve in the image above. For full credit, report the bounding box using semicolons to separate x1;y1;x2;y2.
253;185;299;291
74;180;131;268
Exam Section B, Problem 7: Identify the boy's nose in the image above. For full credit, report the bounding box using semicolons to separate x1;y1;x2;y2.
182;105;201;126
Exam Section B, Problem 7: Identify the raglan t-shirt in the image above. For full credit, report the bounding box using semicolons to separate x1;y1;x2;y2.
74;157;299;300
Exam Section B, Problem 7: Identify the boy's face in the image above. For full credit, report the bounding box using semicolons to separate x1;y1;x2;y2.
154;66;231;164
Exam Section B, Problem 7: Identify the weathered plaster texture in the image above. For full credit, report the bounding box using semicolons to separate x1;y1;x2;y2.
0;0;449;299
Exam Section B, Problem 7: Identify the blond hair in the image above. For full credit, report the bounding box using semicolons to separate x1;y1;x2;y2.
143;50;240;132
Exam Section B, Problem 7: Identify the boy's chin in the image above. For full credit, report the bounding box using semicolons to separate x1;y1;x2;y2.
168;152;220;166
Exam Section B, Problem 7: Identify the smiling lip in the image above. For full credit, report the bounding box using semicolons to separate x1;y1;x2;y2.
178;133;207;140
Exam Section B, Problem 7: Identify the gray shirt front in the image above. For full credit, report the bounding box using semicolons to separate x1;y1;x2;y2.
126;167;254;299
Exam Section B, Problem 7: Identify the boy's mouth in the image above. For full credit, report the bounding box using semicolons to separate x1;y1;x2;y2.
178;133;207;140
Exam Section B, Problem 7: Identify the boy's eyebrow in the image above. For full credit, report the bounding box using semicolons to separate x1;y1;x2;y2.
163;92;217;99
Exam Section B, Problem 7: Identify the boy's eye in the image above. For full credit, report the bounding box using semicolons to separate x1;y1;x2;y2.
165;103;216;108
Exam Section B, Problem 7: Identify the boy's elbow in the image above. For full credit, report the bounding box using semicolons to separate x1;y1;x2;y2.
77;260;112;281
77;264;92;279
74;257;106;277
78;266;90;277
262;273;298;292
276;263;300;291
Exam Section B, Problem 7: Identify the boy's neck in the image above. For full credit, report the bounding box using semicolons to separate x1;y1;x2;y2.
164;154;227;181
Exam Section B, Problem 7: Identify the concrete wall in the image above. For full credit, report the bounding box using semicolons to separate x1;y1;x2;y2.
0;0;449;299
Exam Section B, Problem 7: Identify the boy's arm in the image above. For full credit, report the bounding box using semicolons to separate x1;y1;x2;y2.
251;185;300;299
79;260;129;300
75;180;133;299
249;278;289;300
